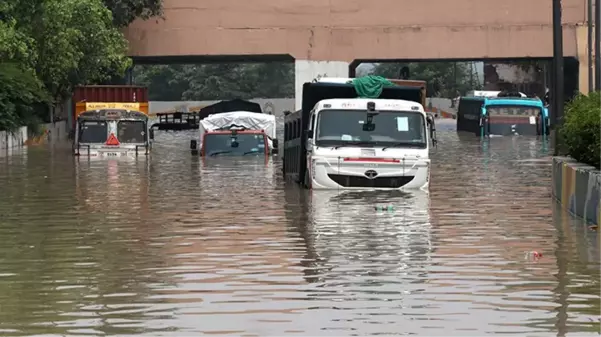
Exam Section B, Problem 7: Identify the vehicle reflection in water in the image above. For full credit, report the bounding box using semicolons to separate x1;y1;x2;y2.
0;153;180;336
200;156;275;188
142;157;297;335
281;189;434;335
75;158;151;217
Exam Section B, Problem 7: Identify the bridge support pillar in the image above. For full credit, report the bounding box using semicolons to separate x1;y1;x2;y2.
295;60;349;110
576;25;592;93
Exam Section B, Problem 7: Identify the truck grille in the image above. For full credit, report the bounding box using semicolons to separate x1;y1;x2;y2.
327;174;414;188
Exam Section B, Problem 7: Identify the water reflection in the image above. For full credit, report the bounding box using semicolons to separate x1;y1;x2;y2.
0;125;597;336
0;153;177;336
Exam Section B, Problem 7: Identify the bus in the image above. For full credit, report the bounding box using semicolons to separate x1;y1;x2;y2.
457;93;549;137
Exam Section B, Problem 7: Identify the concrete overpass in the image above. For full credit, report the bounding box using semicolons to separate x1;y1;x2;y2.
123;0;595;109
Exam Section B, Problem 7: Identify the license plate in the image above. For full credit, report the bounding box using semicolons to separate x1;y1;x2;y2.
361;149;375;156
103;152;120;157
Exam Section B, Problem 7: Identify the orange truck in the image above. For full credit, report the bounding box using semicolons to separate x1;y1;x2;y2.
72;85;149;130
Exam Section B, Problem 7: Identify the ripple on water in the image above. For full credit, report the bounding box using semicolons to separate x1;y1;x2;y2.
0;127;597;336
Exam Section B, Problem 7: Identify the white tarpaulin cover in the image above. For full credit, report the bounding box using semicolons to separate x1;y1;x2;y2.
199;111;276;148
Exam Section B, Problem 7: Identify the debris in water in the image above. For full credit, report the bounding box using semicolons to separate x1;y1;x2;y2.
524;251;543;260
375;205;394;212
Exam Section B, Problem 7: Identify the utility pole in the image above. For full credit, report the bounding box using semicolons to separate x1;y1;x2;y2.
595;0;601;91
552;0;564;155
587;0;594;91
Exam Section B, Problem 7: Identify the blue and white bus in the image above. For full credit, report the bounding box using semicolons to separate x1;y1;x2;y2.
457;92;549;137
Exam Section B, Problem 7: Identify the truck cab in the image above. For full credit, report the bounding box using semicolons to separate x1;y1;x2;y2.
283;76;436;190
304;98;433;190
73;108;154;157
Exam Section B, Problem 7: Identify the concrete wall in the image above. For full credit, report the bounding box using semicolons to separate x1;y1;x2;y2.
0;121;69;150
0;127;27;150
552;157;600;226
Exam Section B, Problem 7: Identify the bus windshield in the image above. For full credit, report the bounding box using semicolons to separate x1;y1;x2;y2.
486;105;542;116
79;121;107;143
316;109;427;148
203;133;267;156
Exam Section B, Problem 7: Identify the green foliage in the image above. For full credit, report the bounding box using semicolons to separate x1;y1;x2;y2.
133;61;479;101
371;62;482;97
133;63;295;100
559;91;601;168
103;0;163;27
0;63;51;132
0;18;36;66
0;0;135;130
32;0;131;100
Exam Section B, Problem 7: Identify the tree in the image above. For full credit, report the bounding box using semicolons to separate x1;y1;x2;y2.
0;63;51;132
133;63;295;100
32;0;131;102
103;0;163;27
133;65;191;101
0;0;132;129
371;62;481;98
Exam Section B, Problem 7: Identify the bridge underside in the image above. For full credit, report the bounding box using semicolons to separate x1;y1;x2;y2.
124;0;593;108
126;25;581;61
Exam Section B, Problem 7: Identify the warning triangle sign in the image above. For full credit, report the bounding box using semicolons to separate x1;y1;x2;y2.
105;133;120;146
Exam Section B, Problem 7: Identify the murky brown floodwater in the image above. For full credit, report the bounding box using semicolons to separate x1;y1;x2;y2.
0;122;598;336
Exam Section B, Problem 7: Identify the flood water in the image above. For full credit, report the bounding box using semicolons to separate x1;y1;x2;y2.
0;120;598;336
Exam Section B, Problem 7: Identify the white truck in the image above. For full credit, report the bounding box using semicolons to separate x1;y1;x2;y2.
283;77;436;190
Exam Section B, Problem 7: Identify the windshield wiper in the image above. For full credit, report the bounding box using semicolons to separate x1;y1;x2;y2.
382;142;425;151
209;150;232;156
333;141;375;149
243;150;261;155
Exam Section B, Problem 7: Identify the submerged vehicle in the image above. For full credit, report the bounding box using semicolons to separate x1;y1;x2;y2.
284;76;437;190
190;111;278;157
73;108;154;157
457;91;549;137
151;99;263;131
72;85;148;132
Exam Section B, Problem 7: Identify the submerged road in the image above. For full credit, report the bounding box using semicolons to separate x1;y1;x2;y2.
0;119;598;336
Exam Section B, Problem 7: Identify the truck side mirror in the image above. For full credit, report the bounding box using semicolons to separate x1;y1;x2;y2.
305;129;313;139
427;114;438;147
272;138;279;149
149;128;154;140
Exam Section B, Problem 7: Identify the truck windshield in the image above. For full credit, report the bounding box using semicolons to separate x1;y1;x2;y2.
118;121;147;143
316;109;427;148
485;105;542;116
203;133;266;156
79;121;107;143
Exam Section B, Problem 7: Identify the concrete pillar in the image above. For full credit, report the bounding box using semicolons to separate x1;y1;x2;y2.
576;26;590;93
294;60;350;110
